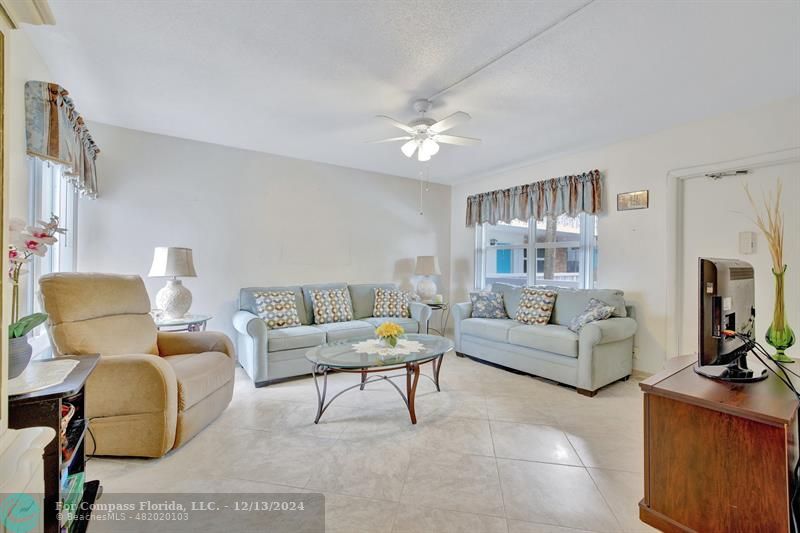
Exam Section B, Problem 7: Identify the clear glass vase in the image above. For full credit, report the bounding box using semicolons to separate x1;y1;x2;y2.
766;266;796;363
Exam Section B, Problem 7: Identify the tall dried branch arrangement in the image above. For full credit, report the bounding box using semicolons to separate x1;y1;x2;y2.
743;179;784;273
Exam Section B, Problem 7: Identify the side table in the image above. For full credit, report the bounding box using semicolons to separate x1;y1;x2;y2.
153;313;212;332
423;302;450;336
9;355;101;533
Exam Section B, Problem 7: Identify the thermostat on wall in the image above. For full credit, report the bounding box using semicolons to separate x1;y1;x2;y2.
738;231;756;255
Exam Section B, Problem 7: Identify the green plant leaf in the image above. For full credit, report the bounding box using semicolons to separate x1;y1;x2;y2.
9;313;48;339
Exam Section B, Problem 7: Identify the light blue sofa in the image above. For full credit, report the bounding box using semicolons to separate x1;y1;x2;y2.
233;283;432;386
453;283;637;396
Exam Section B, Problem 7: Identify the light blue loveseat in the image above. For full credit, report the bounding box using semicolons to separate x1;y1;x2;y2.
453;283;637;396
233;283;432;387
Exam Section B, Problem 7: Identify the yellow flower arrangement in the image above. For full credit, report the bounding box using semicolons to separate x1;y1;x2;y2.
375;322;405;348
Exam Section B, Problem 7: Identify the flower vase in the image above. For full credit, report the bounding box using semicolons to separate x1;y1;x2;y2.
766;266;796;363
9;335;33;379
379;336;398;349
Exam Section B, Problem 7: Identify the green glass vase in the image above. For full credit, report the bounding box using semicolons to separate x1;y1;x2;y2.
766;266;795;363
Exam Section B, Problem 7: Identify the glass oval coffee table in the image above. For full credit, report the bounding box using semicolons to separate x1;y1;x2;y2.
306;334;454;424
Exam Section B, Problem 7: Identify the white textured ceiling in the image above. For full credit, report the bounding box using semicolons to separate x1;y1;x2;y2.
24;0;800;184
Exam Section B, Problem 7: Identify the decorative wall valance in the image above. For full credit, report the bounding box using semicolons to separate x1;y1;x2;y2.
25;81;99;198
465;169;602;226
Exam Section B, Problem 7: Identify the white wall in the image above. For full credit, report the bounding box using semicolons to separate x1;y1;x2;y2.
450;97;800;374
680;163;800;357
5;29;53;317
77;122;451;340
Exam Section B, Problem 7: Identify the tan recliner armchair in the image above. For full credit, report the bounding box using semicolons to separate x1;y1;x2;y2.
39;272;235;458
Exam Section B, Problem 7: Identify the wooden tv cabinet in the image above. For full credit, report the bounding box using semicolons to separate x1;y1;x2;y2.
640;355;798;532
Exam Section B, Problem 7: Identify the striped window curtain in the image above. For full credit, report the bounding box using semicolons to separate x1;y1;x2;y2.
465;169;602;226
25;81;100;199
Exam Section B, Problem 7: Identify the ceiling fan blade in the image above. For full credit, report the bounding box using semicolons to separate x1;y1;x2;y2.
428;111;471;134
376;115;416;134
433;134;481;146
400;139;418;158
367;136;413;144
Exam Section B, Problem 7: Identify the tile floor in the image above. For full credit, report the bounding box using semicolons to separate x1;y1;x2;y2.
87;351;656;533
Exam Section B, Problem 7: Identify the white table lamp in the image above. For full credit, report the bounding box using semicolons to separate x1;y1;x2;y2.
415;255;441;301
148;247;197;319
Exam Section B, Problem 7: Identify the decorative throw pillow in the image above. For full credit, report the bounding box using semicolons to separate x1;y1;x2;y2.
311;288;354;324
470;292;508;319
515;287;557;325
568;298;616;332
254;290;301;330
373;288;410;318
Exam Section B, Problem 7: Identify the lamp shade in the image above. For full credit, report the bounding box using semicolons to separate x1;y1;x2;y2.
414;255;441;276
148;247;197;278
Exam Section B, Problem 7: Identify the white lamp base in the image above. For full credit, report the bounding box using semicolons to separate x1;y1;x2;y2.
417;277;437;301
156;278;192;319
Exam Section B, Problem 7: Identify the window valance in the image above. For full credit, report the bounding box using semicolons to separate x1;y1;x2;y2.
465;169;602;226
25;81;99;198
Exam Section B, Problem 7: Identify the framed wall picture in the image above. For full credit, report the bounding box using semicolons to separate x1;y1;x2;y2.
617;190;649;211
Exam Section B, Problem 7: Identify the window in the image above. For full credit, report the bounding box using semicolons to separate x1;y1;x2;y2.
475;213;597;290
27;158;79;347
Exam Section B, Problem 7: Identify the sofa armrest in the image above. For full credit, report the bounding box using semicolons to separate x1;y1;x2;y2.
86;354;178;420
409;302;432;334
232;310;269;384
579;317;637;347
452;302;473;352
157;331;235;358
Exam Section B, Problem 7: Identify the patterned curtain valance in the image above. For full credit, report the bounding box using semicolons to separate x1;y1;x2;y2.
25;81;100;198
465;169;602;227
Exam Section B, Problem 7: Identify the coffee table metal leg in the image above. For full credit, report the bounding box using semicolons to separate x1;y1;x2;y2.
406;362;421;424
433;354;443;392
360;370;367;391
312;364;328;424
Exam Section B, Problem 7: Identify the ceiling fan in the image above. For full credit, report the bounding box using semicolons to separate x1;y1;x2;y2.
370;99;480;162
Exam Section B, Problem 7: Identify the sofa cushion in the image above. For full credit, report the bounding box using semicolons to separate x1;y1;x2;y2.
568;298;617;332
470;291;508;319
253;290;302;330
460;318;521;343
491;283;523;318
515;288;557;325
551;289;627;326
348;283;397;319
507;324;579;358
314;320;375;342
363;317;419;333
163;351;234;411
241;286;309;325
373;288;410;318
302;283;348;323
310;288;354;324
267;325;326;352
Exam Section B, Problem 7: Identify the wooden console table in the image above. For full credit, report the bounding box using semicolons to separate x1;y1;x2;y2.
9;355;101;533
640;355;798;532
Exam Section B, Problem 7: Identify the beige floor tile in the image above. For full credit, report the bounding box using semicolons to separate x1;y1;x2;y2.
508;520;594;533
391;505;508;533
497;459;620;532
323;492;400;533
305;439;411;501
409;416;495;456
563;428;643;474
86;350;648;533
412;389;489;420
400;451;505;517
587;469;657;533
486;394;558;426
490;421;582;466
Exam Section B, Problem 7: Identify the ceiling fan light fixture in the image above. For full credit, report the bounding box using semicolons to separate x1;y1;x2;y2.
400;139;418;158
421;138;440;157
417;149;431;162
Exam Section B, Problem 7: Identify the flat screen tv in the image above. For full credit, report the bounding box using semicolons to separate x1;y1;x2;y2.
695;257;766;382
